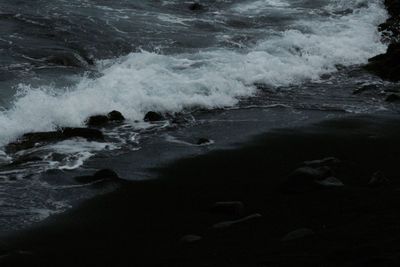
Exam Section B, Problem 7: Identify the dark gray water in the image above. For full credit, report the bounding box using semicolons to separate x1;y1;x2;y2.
0;0;396;232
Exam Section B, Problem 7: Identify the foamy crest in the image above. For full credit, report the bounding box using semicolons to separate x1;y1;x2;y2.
0;0;388;148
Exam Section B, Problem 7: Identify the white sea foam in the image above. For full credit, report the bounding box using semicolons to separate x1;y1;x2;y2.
0;0;388;149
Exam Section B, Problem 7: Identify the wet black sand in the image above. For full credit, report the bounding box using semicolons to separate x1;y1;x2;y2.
2;114;400;267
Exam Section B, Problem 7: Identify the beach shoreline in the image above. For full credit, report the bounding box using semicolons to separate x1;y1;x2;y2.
2;114;400;266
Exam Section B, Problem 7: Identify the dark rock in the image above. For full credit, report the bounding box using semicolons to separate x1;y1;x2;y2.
9;155;42;166
385;93;400;102
61;128;104;140
315;177;344;187
197;138;211;145
86;111;125;126
144;111;165;122
93;169;120;180
75;169;120;184
212;213;262;229
365;43;400;82
282;166;333;193
180;235;203;244
5;128;103;153
211;201;245;217
282;228;315;241
368;171;389;187
86;115;109;127
353;84;380;95
107;110;125;122
188;2;204;11
303;157;340;167
45;52;89;68
366;0;400;81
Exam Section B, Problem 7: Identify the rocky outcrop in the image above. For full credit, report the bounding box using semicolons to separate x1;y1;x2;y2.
365;0;400;81
365;43;400;82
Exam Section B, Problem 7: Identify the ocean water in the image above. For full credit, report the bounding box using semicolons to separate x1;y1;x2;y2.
0;0;394;232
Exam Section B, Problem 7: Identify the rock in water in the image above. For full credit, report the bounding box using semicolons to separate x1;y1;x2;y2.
365;42;400;82
282;228;315;241
5;128;104;153
385;93;400;102
107;110;125;122
188;2;204;11
197;138;211;145
144;111;165;122
86;115;109;127
86;110;125;126
61;128;104;140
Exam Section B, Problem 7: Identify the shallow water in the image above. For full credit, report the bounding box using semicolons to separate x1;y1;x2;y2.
0;0;397;232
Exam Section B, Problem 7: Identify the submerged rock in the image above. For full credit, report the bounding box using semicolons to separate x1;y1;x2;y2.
5;128;104;153
144;111;165;122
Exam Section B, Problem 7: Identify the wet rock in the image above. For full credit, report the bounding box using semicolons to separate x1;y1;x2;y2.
86;115;109;127
86;110;125;126
5;128;104;153
353;84;380;95
45;52;89;68
368;171;389;187
74;169;120;184
282;228;315;241
197;138;211;145
180;235;203;244
315;176;344;187
212;213;262;229
211;201;245;217
365;43;400;82
303;157;340;167
61;128;104;140
385;93;400;102
188;2;204;11
8;155;42;166
107;110;125;122
144;111;165;122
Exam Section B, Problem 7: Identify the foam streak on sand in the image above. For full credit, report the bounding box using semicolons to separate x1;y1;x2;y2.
0;0;387;149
